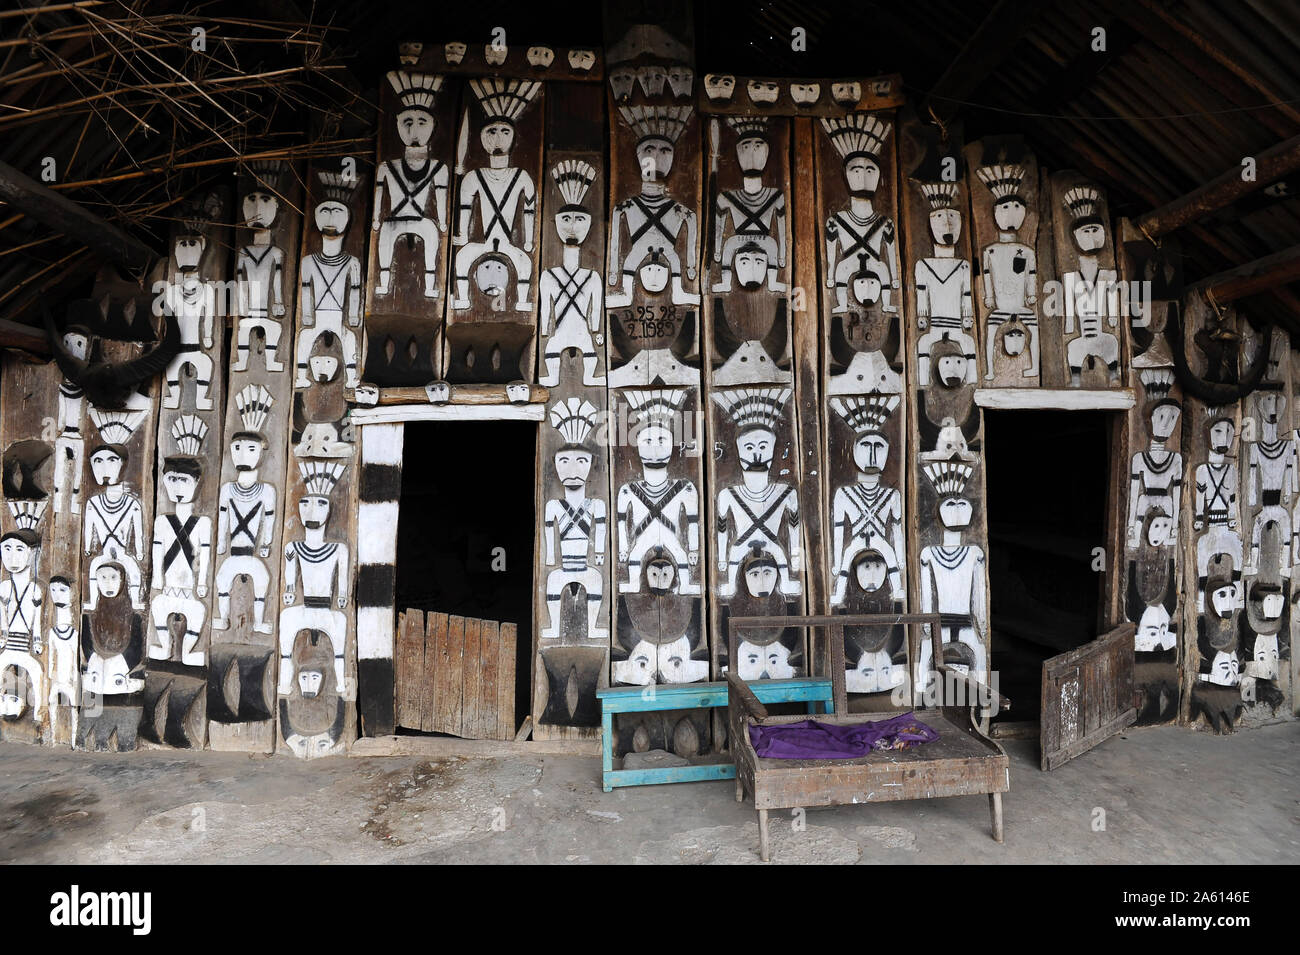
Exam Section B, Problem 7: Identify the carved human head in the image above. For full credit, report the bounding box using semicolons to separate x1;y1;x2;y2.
480;119;516;157
635;135;675;181
853;431;890;475
928;207;962;247
313;199;351;237
554;445;594;487
161;456;201;504
230;431;266;472
736;426;776;472
746;79;780;105
703;74;735;102
396;107;435;148
298;493;331;530
242;189;279;230
89;445;125;487
1134;603;1171;652
734;243;770;290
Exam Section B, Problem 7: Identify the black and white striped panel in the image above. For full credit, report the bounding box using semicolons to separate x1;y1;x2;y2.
356;422;402;736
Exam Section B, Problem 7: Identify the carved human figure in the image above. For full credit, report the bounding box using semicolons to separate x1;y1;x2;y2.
1061;186;1120;385
53;326;89;515
0;512;44;717
149;446;210;666
279;462;350;699
820;113;898;315
80;562;145;697
611;554;707;685
451;78;540;311
212;397;277;635
539;161;604;386
373;70;449;298
731;554;797;681
1244;390;1297;576
615;390;700;595
541;399;607;641
298;171;363;390
829;394;904;606
608;105;699;308
1197;571;1240;688
45;576;79;734
235;163;287;372
712;388;800;598
1194;414;1242;612
161;219;216;410
711;116;787;293
917;461;988;689
83;444;144;610
914;182;976;388
1126;387;1183;548
841;551;908;693
975;162;1038;379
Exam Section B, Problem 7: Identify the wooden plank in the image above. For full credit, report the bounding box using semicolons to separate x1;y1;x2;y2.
499;621;517;740
974;388;1135;410
604;11;710;759
355;422;403;737
418;42;604;82
277;155;367;758
472;618;499;740
350;404;546;425
374;382;549;405
964;137;1042;387
363;54;458;386
394;608;424;730
0;318;52;355
350;733;601;758
441;72;545;384
532;81;611;741
460;615;483;738
1187;244;1300;304
0;354;61;744
208;160;301;753
421;611;446;732
434;613;465;736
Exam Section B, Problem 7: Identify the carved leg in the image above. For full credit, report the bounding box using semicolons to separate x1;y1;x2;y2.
989;792;1004;843
758;808;770;862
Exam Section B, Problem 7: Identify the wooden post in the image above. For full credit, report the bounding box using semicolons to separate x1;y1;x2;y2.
532;81;611;741
355;422;402;737
141;187;230;749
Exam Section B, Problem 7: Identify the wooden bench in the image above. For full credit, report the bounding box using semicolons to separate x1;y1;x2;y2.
596;677;834;791
728;614;1010;862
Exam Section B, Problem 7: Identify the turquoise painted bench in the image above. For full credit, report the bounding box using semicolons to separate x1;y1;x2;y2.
596;677;835;791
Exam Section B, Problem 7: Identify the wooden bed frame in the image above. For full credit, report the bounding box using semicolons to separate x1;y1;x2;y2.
727;614;1011;862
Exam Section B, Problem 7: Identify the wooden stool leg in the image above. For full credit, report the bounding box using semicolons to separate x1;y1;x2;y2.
758;809;770;862
735;775;744;802
989;792;1004;843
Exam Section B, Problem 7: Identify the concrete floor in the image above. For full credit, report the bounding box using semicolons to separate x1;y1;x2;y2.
2;721;1296;864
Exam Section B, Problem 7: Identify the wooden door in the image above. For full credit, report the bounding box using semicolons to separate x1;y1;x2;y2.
1040;622;1136;770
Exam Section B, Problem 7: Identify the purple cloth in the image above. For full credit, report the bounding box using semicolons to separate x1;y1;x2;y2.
747;713;940;759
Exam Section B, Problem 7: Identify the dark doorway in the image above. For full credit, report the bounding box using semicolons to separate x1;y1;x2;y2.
395;421;537;728
984;410;1110;721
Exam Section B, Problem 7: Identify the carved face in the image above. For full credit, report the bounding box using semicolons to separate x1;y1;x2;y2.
1072;222;1106;253
637;65;666;96
638;257;670;294
83;651;133;695
1001;324;1027;356
703;74;735;102
843;156;880;197
850;648;898;693
665;66;693;98
0;537;32;575
174;236;204;272
734;247;769;290
242;191;279;230
568;49;596;72
746;79;780;104
1134;604;1171;652
1252;635;1279;679
993;197;1026;232
62;331;89;361
230;436;264;472
658;634;697;682
298;494;331;530
938;495;972;529
1208;419;1236;454
444;42;466;65
636;424;673;467
1256;391;1284;424
526;46;553;68
398;41;423;66
95;562;123;598
554;447;593;487
854;553;888;591
737;639;791;681
484;42;507;67
314;200;350;237
635;137;675;181
1149;403;1181;440
297;669;324;698
480;120;515;157
162;469;198;504
645;557;676;594
554;208;592;246
928;208;962;246
1206;650;1239;686
609;68;635;101
789;82;820;105
48;579;72;608
936;352;969;387
735;135;769;173
1210;584;1236;618
474;257;510;298
853;432;889;475
90;448;123;487
1261;591;1285;620
396;108;434;148
309;354;339;383
830;81;861;105
851;273;882;305
1146;513;1174;547
737;427;776;472
743;562;778;598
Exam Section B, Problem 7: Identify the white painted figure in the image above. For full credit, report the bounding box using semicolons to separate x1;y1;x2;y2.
539;161;604;386
711;116;787;293
298;170;363;390
1126;369;1183;548
1061;185;1120;385
45;575;79;735
53;326;89;515
914;181;976;387
1244;390;1297;577
0;505;45;719
149;418;211;666
235;162;287;372
975;162;1039;379
161;219;216;410
1194;413;1242;612
83;442;145;610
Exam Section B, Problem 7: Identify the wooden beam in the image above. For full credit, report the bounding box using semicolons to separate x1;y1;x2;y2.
974;388;1136;411
1188;243;1300;304
0;161;157;271
924;0;1045;123
349;403;547;425
0;317;50;354
1136;133;1300;239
